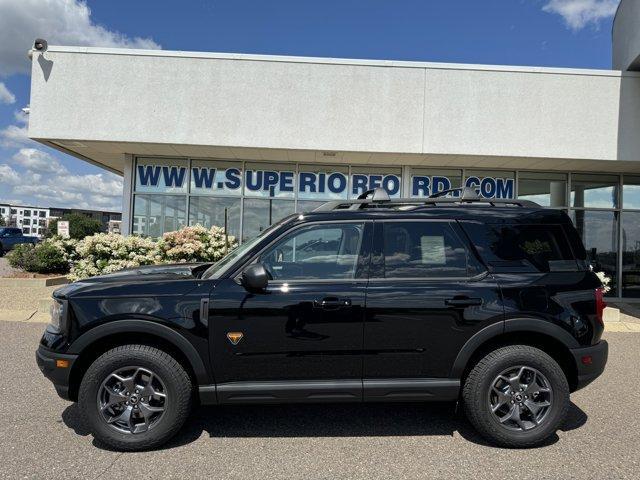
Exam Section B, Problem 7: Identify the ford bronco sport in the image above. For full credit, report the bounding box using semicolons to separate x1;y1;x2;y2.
37;187;608;451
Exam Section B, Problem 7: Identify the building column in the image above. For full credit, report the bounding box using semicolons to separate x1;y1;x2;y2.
121;154;134;235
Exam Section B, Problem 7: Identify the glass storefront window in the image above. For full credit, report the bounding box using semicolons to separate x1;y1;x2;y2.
410;168;462;197
188;196;241;240
297;164;349;201
135;158;189;194
622;212;640;298
623;176;640;210
349;166;402;198
465;170;515;199
571;210;619;296
518;172;567;207
133;194;186;237
190;160;242;197
571;174;619;209
242;198;295;241
296;200;325;213
244;162;295;199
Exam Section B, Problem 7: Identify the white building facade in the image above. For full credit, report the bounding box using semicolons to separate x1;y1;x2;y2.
26;0;640;300
0;204;50;237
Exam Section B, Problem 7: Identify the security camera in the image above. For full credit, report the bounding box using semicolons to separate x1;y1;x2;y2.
33;38;48;52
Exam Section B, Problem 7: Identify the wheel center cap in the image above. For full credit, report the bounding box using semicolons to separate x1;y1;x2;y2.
129;394;139;404
514;393;523;403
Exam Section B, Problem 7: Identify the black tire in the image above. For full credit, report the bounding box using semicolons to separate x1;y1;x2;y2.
78;345;192;451
462;345;569;448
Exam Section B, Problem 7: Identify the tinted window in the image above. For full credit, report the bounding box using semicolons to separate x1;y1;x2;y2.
383;222;473;278
259;223;364;280
464;223;579;272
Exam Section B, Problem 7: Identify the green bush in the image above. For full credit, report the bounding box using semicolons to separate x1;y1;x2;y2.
47;213;103;240
7;244;39;271
7;240;72;274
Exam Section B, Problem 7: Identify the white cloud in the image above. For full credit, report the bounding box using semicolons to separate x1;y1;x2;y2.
0;164;20;185
0;0;161;76
542;0;620;31
12;148;67;174
0;82;15;104
0;123;30;148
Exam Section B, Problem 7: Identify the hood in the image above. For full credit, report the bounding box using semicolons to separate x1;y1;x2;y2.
53;263;212;298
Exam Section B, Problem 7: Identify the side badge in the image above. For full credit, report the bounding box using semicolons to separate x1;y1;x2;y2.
227;332;244;345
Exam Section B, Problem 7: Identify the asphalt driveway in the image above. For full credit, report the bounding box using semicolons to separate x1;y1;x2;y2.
1;320;638;479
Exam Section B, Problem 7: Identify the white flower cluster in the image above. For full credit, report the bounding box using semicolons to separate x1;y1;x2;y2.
67;225;237;281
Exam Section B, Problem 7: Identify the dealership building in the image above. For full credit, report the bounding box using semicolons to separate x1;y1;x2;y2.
26;0;640;299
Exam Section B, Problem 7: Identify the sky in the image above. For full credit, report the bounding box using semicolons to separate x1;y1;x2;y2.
0;0;622;212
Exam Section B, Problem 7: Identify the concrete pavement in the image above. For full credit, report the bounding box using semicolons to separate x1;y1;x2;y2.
0;320;638;479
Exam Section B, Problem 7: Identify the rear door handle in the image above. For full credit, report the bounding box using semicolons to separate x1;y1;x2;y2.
445;297;482;307
314;297;352;310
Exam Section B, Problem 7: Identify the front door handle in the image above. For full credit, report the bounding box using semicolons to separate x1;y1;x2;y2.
314;297;352;310
445;297;482;307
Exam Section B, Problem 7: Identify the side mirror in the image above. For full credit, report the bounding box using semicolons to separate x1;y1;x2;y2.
241;263;269;291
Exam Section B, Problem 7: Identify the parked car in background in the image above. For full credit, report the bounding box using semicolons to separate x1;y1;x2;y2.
37;188;608;451
0;227;38;256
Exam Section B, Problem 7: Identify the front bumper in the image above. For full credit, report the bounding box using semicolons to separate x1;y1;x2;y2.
570;340;608;391
36;345;78;401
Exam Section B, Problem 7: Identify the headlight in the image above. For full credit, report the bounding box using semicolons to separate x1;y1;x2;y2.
49;298;67;333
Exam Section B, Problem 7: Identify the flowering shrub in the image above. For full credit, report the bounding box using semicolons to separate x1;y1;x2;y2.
595;271;611;294
156;225;237;263
66;225;237;281
69;233;160;281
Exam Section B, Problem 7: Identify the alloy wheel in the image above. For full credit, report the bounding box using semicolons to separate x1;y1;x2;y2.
488;365;553;432
97;366;168;434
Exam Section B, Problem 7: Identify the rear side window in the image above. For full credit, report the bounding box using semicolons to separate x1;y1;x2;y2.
382;221;478;278
462;223;580;272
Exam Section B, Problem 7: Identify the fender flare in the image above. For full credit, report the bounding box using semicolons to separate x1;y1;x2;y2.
450;318;580;379
68;319;211;384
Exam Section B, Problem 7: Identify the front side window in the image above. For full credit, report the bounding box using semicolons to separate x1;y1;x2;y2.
382;221;473;278
258;223;365;281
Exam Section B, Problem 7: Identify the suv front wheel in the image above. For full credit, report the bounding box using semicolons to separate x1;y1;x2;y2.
462;345;570;448
78;344;192;451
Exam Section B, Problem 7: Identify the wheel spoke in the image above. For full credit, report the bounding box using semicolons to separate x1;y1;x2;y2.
110;373;135;394
101;386;128;411
107;405;134;432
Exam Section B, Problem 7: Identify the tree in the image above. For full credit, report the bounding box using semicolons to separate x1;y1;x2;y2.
47;213;103;240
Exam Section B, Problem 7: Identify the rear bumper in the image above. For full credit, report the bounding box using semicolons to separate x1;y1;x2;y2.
570;340;608;391
36;346;78;401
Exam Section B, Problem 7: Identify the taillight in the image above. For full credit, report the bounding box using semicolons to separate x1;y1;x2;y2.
595;287;606;327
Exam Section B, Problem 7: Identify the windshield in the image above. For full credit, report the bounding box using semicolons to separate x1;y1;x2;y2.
201;214;298;279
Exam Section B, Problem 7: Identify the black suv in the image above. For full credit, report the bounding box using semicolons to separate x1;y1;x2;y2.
37;188;608;451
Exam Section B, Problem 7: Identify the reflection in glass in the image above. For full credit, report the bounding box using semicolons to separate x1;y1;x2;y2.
242;198;295;241
571;210;618;295
622;212;640;297
133;194;186;237
188;197;241;240
623;176;640;210
518;172;567;207
571;174;619;209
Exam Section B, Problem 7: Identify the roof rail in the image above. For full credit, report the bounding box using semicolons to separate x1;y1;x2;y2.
429;186;479;200
313;190;540;211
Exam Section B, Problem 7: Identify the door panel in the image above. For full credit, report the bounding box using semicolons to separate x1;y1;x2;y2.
210;279;366;383
364;277;503;379
363;219;504;384
209;221;372;389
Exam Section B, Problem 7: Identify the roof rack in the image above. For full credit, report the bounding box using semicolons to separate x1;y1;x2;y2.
313;187;540;211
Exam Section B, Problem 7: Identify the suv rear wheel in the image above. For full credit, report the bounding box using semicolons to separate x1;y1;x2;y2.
78;345;192;451
462;345;569;448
